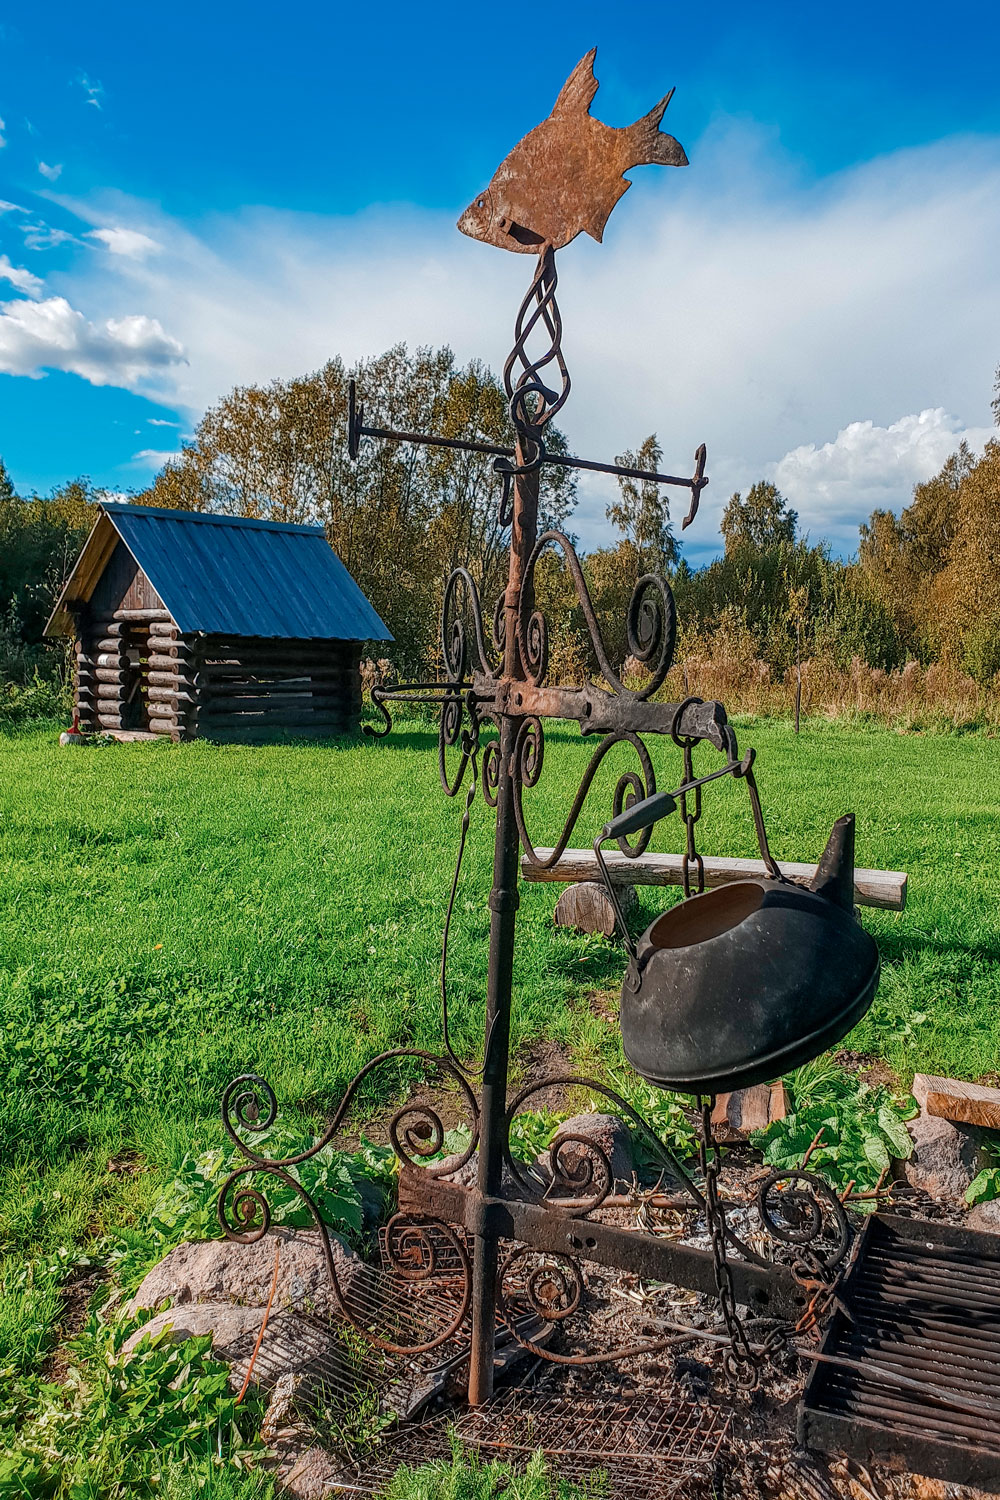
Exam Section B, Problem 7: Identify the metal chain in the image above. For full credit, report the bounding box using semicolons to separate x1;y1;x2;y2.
697;1103;850;1383
679;740;705;899
698;1098;759;1389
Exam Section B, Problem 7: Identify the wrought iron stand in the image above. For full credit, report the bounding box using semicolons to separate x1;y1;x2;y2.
219;247;848;1407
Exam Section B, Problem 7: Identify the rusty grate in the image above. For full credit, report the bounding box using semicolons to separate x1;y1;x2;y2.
799;1213;1000;1490
332;1391;729;1497
455;1388;731;1471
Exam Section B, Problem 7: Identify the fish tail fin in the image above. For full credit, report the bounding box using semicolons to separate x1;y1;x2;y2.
630;88;688;167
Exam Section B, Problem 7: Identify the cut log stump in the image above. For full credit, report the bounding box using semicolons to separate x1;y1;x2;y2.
553;880;637;938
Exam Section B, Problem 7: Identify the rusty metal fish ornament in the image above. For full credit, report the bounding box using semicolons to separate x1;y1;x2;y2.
458;48;688;254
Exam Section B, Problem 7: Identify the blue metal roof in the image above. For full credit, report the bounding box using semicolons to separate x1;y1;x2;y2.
101;504;392;641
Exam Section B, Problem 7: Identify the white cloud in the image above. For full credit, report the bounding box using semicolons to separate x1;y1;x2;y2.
23;128;1000;556
0;295;186;387
0;199;27;215
772;409;995;548
0;116;6;149
20;222;76;250
147;416;179;426
87;226;160;259
0;255;43;297
79;74;103;110
38;161;62;182
131;447;183;466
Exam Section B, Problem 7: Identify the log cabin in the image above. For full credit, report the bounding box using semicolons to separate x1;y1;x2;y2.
46;503;391;742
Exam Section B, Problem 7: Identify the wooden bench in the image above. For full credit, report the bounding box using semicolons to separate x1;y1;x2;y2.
521;848;907;936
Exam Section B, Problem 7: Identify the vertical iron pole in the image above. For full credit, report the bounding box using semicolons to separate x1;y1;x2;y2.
467;459;539;1406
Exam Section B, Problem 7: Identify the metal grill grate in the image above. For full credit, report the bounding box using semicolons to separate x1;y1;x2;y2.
333;1391;730;1498
455;1388;730;1468
799;1213;1000;1490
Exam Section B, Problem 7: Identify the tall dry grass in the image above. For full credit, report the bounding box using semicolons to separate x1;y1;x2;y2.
649;651;997;730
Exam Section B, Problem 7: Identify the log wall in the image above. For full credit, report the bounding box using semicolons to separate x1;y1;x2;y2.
74;597;363;743
195;635;362;740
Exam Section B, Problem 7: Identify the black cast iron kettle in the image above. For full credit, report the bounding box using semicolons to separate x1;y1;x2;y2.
595;801;880;1096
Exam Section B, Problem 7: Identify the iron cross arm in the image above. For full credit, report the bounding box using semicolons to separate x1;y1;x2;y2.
368;675;733;754
347;380;709;529
478;674;732;749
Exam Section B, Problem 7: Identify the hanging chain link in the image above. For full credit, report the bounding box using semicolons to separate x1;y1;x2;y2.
698;1098;855;1389
698;1097;759;1389
679;739;705;899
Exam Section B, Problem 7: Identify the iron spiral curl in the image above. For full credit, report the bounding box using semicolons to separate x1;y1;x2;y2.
222;1073;278;1136
626;574;677;697
221;1051;479;1177
514;723;657;871
481;739;501;808
543;1132;614;1212
517;531;677;700
442;567;498;683
756;1169;850;1271
501;1247;583;1325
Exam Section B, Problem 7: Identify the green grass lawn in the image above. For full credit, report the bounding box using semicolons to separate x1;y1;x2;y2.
1;713;998;1489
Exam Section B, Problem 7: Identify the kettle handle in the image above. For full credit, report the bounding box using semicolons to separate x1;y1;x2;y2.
592;793;677;957
601;791;677;842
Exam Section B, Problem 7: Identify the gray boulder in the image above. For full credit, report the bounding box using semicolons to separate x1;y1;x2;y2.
967;1197;1000;1235
122;1303;265;1363
128;1227;362;1321
903;1112;981;1204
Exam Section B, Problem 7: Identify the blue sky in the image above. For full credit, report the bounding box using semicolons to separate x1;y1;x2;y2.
1;0;998;559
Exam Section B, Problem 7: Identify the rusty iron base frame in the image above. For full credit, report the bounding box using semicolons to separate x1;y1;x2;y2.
218;246;851;1408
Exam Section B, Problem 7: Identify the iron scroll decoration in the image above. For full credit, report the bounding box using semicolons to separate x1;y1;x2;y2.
220;53;858;1398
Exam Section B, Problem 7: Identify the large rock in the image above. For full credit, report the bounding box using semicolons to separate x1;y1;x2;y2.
966;1197;1000;1235
129;1227;363;1322
122;1303;266;1362
903;1112;981;1204
281;1446;343;1500
123;1302;355;1395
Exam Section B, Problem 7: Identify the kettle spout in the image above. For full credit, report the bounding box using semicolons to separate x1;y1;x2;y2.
810;814;856;912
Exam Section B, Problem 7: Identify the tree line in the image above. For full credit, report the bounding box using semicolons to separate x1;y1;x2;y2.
1;352;998;712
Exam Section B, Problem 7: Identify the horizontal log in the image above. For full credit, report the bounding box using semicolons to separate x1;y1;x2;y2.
148;620;180;635
201;670;355;686
520;849;908;912
147;670;188;688
93;638;127;655
96;653;128;670
201;637;345;653
97;683;124;701
204;635;347;650
148;653;192;671
95;667;125;685
97;714;124;729
148;648;192;664
113;608;172;622
199;680;354;699
913;1074;1000;1130
203;662;352;675
147;688;196;705
87;619;124;635
148;717;178;735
